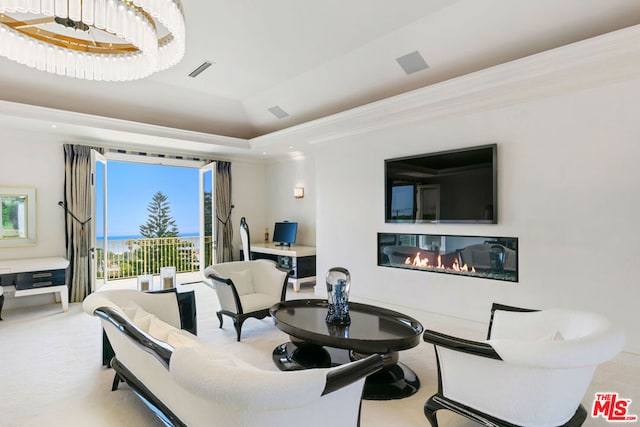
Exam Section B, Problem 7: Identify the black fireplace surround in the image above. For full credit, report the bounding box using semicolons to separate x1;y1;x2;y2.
378;233;518;282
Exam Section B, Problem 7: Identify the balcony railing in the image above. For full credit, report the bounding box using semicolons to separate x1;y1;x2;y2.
96;236;213;280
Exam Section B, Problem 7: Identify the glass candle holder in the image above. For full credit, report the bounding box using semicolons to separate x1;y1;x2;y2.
160;266;176;289
137;274;153;292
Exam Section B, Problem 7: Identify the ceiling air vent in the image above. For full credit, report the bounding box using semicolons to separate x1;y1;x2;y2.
396;51;429;75
188;61;213;78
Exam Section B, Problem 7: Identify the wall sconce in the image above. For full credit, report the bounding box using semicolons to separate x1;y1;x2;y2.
294;187;305;198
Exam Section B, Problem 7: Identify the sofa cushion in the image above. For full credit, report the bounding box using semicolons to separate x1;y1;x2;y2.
132;306;156;332
121;305;138;319
120;301;155;329
170;345;327;410
167;330;200;349
239;293;280;313
149;317;179;341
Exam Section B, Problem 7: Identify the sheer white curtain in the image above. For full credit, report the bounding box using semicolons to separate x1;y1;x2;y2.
215;161;233;263
63;144;102;302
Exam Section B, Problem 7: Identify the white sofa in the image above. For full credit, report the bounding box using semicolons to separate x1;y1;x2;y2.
422;303;626;427
83;289;383;427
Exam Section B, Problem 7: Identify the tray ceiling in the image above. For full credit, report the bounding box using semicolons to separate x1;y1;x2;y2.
1;0;640;157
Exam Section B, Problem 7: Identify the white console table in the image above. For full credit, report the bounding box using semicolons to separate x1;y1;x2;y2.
0;257;69;315
248;243;316;292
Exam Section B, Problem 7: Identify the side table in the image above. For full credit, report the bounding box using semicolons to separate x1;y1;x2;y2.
0;257;69;317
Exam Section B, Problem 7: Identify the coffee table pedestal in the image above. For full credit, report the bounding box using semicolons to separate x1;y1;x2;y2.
273;341;420;400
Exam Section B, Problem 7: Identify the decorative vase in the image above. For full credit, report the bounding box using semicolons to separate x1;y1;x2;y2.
325;267;351;325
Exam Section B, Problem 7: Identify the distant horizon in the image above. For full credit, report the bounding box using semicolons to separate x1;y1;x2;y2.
96;232;199;240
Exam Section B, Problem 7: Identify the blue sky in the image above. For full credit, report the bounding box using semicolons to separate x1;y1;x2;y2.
391;185;414;216
100;161;199;237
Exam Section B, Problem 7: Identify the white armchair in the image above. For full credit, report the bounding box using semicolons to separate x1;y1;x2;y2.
422;303;625;427
204;259;289;341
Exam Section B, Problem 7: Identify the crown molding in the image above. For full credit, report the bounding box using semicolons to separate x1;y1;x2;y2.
251;24;640;148
0;99;250;154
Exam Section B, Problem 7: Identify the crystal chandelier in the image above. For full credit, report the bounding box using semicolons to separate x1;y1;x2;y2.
0;0;185;81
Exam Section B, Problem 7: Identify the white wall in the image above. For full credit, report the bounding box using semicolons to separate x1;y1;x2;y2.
310;77;640;353
0;131;66;261
229;159;267;259
264;154;316;246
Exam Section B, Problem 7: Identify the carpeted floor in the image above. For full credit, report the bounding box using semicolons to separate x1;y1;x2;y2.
0;282;637;426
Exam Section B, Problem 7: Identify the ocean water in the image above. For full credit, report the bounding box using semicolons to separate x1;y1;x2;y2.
96;232;199;240
95;233;202;255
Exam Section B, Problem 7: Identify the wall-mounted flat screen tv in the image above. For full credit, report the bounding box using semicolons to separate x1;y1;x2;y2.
385;144;497;224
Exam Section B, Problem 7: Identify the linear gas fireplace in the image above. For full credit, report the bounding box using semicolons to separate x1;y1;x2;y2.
378;233;518;282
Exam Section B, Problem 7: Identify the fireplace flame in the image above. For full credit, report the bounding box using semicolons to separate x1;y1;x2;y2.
405;252;430;267
405;252;475;273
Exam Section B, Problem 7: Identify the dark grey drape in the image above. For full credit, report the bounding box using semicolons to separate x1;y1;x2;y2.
215;161;233;263
63;144;102;302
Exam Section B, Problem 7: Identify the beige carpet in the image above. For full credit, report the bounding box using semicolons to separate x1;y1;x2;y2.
0;282;636;426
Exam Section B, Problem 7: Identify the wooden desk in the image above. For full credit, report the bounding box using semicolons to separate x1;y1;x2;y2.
248;243;316;292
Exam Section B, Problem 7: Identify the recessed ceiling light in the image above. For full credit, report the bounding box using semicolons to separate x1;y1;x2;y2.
268;105;289;119
396;51;429;75
51;124;57;128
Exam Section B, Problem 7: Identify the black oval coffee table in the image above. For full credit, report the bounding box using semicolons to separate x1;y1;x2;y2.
270;299;424;400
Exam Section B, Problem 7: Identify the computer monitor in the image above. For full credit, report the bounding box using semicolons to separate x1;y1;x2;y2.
272;221;298;247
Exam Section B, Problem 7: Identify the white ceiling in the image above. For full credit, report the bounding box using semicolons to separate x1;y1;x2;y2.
1;0;640;157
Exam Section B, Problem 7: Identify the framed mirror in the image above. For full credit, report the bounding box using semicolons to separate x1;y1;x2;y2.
0;186;37;247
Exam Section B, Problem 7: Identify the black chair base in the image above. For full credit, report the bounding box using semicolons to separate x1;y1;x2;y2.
424;393;587;427
217;308;271;341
